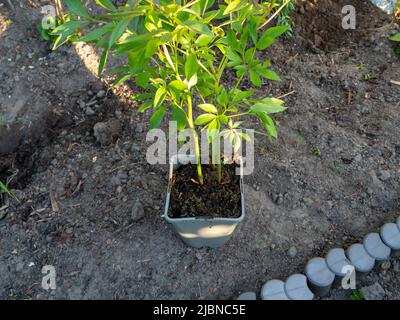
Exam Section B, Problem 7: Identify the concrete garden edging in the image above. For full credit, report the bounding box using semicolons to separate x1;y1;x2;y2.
237;215;400;300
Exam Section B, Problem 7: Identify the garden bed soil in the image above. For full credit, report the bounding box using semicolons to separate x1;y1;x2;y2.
0;0;399;299
169;164;241;219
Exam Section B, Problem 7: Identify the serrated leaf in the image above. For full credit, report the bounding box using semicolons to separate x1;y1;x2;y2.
198;103;218;114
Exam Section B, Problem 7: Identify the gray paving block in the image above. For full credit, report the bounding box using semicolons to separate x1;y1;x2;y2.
284;274;314;300
346;243;375;273
326;248;352;277
237;292;257;300
396;217;400;232
380;223;400;250
261;280;290;300
305;257;335;297
363;232;391;261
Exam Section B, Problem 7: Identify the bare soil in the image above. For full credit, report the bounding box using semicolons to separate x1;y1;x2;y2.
169;164;241;218
0;0;399;300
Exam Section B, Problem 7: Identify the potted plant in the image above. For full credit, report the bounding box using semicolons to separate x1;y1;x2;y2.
53;0;290;247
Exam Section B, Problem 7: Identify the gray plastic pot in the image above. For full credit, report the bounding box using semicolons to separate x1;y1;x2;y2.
162;154;245;248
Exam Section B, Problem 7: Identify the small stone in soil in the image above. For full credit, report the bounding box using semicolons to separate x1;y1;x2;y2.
93;119;122;146
85;106;95;115
131;201;144;221
288;246;297;258
96;90;106;98
361;282;386;300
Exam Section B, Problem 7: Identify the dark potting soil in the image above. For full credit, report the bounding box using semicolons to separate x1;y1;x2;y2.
168;164;241;218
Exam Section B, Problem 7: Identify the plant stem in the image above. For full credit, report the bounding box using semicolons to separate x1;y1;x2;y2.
216;134;222;183
187;95;204;185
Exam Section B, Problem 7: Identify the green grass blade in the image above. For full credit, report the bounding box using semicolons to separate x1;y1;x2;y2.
0;179;20;203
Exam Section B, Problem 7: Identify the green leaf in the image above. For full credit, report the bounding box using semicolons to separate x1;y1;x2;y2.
137;100;152;112
195;113;216;126
185;54;198;79
240;132;251;142
95;0;117;11
51;20;88;35
257;113;277;138
250;69;262;87
0;179;19;203
231;89;254;105
98;49;108;76
52;33;72;50
258;69;281;81
233;133;242;152
198;103;218;114
172;106;187;131
389;33;400;42
257;34;275;50
79;24;113;42
244;48;255;62
65;0;91;19
136;71;151;88
187;73;198;89
217;88;229;107
154;87;167;108
150;106;167;129
109;18;130;47
195;34;213;46
169;80;187;91
183;20;213;37
261;26;289;39
0;180;10;196
226;29;240;52
207;119;220;143
250;98;286;113
249;17;258;44
223;0;246;15
115;33;151;55
226;48;242;64
112;73;131;86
